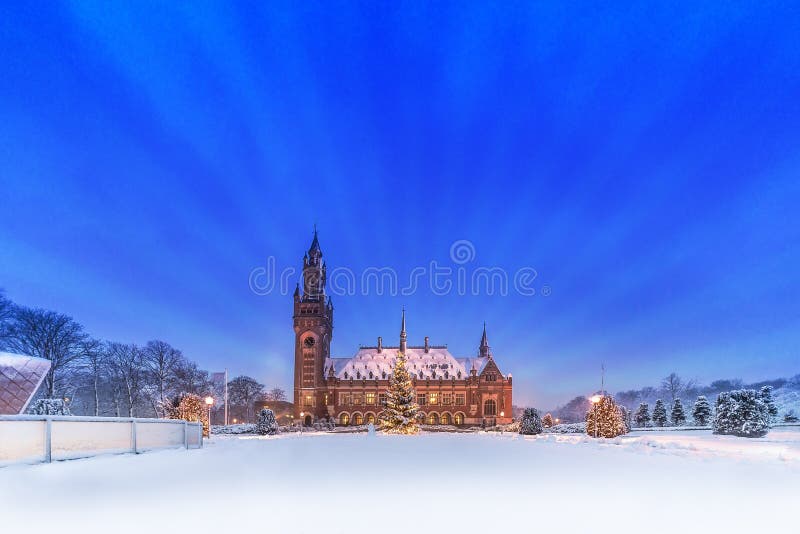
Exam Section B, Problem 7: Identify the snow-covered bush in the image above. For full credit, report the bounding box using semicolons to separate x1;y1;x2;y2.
713;389;770;438
519;408;543;435
670;398;686;426
783;410;798;423
585;396;627;438
212;424;256;435
29;398;71;416
692;396;712;426
255;408;279;435
544;422;586;434
634;403;650;427
652;399;668;427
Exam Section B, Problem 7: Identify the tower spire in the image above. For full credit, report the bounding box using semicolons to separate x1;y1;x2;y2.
479;322;490;358
399;307;407;354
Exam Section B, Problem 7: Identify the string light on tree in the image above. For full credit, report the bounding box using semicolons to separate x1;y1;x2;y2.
378;350;420;435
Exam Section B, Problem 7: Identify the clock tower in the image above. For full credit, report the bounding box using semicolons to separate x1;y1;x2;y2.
292;227;333;425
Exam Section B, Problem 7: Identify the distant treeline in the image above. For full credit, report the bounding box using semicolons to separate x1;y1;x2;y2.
0;290;284;422
552;371;800;423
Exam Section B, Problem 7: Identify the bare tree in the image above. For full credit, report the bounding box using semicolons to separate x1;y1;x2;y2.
143;340;184;414
0;290;13;349
266;387;287;402
660;373;696;402
172;359;212;396
228;375;265;422
5;307;87;397
80;338;106;416
106;343;146;417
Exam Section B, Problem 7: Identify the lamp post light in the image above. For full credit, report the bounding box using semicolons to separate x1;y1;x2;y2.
205;396;214;438
300;412;305;433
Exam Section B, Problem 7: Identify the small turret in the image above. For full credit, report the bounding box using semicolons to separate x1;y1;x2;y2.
479;322;491;358
399;308;407;354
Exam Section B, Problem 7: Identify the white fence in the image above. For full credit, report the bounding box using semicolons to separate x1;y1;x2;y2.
0;415;203;466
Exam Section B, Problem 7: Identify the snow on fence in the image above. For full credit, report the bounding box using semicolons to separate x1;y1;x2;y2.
0;415;203;466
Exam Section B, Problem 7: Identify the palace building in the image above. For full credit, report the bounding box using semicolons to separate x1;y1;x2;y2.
292;230;513;427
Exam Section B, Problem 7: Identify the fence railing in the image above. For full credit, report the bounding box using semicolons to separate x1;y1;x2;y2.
0;415;203;466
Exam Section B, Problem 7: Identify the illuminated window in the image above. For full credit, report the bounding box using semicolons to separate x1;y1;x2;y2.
417;394;427;406
484;399;497;416
454;413;464;425
339;394;351;406
441;413;451;425
339;413;350;425
428;412;439;425
353;394;363;405
428;393;438;405
304;396;314;407
365;392;376;405
378;393;387;405
455;394;465;406
442;393;453;405
323;393;330;406
354;413;364;425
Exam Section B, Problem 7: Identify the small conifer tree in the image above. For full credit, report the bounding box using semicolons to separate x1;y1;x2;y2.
652;399;668;427
692;396;712;426
520;408;543;435
670;398;686;426
542;413;554;428
759;385;778;422
585;396;627;438
634;403;650;427
256;408;279;435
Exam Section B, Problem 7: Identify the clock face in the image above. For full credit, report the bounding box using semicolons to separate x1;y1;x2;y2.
304;337;316;348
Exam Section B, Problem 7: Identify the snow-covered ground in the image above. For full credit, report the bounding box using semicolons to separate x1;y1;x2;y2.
1;429;797;534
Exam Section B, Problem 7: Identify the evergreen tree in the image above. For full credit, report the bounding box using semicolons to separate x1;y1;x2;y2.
255;408;279;435
692;396;712;426
542;413;554;428
670;398;686;426
652;399;668;427
713;389;770;438
634;403;651;427
759;385;778;422
520;408;543;435
585;396;627;438
378;351;419;434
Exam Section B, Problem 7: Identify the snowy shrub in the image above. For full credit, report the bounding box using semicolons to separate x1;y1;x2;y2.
652;399;668;427
519;408;543;435
542;413;554;428
544;422;586;434
692;396;712;426
783;410;798;423
634;403;650;427
255;408;279;435
759;385;778;422
164;393;209;437
713;389;770;438
670;398;686;426
585;396;627;438
29;398;71;416
213;424;256;435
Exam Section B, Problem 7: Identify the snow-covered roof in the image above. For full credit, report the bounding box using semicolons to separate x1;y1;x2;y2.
325;347;493;381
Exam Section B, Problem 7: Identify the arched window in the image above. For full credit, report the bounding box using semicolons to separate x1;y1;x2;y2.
428;412;439;425
339;413;350;426
484;399;497;416
366;413;376;424
441;413;451;425
354;413;364;425
454;413;464;426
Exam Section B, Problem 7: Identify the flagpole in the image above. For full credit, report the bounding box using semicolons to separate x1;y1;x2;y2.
224;368;229;426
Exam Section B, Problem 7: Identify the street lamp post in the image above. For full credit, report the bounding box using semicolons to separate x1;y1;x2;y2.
205;396;214;438
300;412;304;434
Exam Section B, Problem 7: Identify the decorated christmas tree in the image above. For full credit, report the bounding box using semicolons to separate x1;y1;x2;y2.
164;393;210;437
692;396;712;426
542;413;554;428
256;408;279;435
585;396;627;438
634;402;650;427
520;408;543;435
652;399;668;427
670;398;686;426
378;351;419;434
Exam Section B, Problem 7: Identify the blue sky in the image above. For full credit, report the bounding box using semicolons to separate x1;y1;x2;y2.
1;2;799;407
